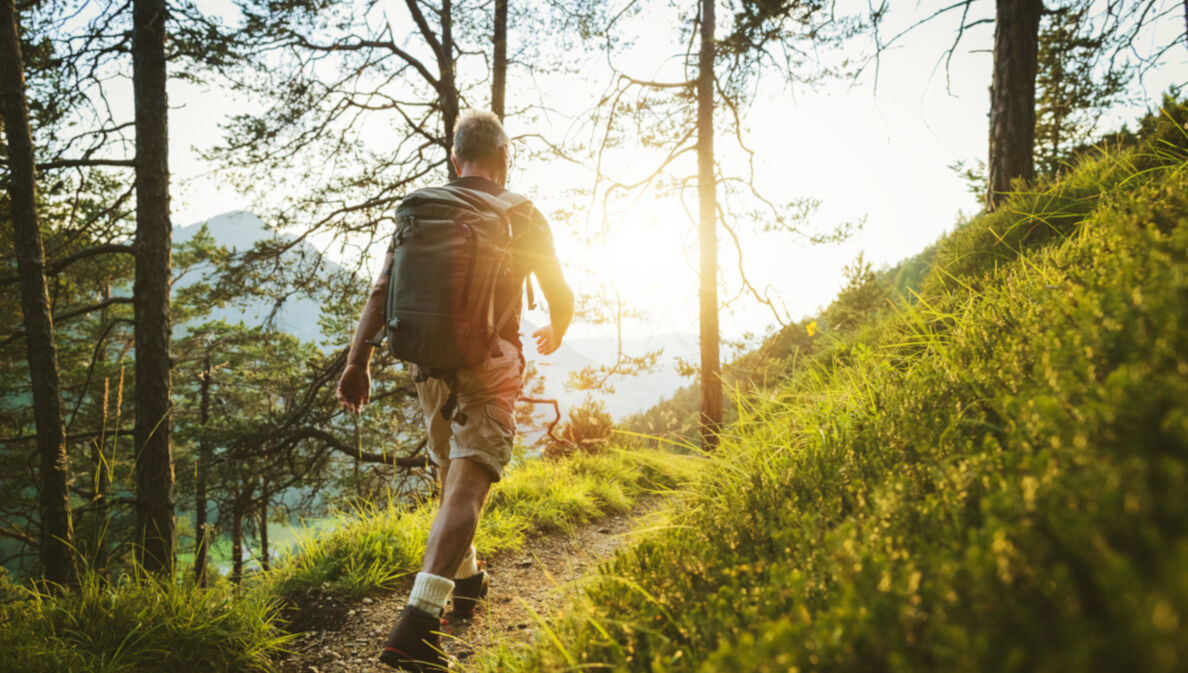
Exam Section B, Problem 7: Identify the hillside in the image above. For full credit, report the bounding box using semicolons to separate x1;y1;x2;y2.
477;101;1188;672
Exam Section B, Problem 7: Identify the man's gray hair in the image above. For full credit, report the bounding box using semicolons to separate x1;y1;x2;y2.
452;109;509;164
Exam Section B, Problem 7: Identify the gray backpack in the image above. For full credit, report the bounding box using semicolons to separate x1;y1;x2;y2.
379;185;531;420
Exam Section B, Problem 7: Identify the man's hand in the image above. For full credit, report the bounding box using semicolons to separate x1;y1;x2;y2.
337;363;371;414
532;324;563;355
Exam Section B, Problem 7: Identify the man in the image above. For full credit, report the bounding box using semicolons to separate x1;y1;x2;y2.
336;109;574;671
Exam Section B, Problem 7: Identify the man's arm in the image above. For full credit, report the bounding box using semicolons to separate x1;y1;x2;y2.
526;210;574;355
531;256;574;354
337;249;393;412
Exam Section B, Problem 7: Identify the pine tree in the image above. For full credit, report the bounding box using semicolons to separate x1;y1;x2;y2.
986;0;1043;211
132;0;176;574
1034;4;1130;176
0;0;77;589
696;0;721;450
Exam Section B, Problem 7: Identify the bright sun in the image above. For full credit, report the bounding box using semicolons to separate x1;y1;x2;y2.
547;199;700;337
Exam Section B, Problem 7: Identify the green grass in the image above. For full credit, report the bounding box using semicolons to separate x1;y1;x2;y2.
0;572;290;673
0;445;699;672
259;446;702;601
475;103;1188;672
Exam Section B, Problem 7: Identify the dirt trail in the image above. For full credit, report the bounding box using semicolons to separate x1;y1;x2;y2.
278;494;670;673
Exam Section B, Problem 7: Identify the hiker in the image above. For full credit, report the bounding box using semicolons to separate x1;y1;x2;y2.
336;109;574;671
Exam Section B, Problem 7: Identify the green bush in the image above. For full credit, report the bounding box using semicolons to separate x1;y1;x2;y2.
550;395;616;456
478;105;1188;673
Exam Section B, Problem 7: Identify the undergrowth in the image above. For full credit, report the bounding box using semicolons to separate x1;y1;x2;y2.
477;103;1188;672
0;445;698;672
0;572;289;673
258;446;700;601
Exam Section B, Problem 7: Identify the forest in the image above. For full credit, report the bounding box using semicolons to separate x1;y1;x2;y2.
1;0;1187;672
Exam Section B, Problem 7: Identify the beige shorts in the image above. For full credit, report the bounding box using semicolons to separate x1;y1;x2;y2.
413;337;524;482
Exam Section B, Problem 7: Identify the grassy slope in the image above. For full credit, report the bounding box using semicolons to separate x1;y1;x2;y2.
261;447;701;601
0;446;700;673
479;104;1188;672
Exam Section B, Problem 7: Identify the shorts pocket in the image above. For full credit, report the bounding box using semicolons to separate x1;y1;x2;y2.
486;403;516;435
478;344;514;371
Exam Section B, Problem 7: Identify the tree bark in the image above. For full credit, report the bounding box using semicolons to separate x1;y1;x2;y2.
492;0;507;121
440;0;458;178
0;0;77;589
258;499;269;572
132;0;176;574
231;499;243;583
194;352;211;586
986;0;1043;210
697;0;721;450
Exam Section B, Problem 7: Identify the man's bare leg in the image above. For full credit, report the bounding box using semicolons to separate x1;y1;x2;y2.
422;457;491;578
403;457;491;619
438;459;450;505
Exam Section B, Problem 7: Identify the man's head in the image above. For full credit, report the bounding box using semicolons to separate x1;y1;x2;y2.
451;110;509;185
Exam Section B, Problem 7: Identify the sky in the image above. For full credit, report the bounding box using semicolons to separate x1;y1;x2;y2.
163;0;1188;346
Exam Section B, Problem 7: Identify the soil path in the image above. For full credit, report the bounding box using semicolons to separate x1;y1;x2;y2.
278;494;670;673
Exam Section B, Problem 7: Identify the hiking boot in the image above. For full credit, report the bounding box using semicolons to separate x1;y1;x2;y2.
448;564;489;619
378;604;449;672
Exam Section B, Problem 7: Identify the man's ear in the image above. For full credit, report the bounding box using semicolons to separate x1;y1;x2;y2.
450;152;461;176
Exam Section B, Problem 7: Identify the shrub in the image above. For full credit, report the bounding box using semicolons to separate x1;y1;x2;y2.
547;396;615;457
824;252;891;333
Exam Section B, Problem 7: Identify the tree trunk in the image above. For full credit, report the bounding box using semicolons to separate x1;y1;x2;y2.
696;0;721;450
258;499;269;572
194;352;211;586
231;499;243;584
440;0;459;179
132;0;176;574
986;0;1043;210
492;0;507;121
0;0;77;589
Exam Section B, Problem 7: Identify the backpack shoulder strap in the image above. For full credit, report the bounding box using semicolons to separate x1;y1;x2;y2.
492;189;532;212
440;185;533;220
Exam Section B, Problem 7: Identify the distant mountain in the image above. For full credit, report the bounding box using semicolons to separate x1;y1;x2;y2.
174;211;694;418
524;322;696;420
173;211;336;345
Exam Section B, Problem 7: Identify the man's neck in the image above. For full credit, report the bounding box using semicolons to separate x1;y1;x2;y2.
456;163;502;185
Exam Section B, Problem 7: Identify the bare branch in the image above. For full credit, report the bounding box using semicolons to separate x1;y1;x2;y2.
33;158;135;170
287;426;430;467
290;34;439;90
404;0;444;62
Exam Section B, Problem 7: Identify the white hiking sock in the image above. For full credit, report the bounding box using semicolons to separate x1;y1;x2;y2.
454;545;480;580
408;572;454;616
